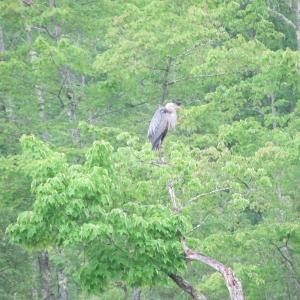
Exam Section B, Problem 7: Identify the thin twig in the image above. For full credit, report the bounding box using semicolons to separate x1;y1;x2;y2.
268;8;297;30
94;102;147;119
270;241;294;269
186;215;210;235
187;188;230;205
32;26;56;40
173;39;221;61
181;237;245;300
167;70;250;86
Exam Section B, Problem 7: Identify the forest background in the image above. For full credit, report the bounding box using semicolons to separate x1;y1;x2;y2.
1;1;300;299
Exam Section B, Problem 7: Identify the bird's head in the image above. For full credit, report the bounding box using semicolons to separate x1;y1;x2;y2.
165;102;182;113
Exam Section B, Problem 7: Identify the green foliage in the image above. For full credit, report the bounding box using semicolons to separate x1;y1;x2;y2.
1;0;300;299
7;136;188;293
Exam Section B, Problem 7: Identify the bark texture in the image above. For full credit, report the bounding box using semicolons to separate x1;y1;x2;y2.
31;256;39;300
64;67;80;145
181;238;245;300
0;27;6;122
132;288;141;300
169;273;207;300
38;250;54;300
167;182;245;300
57;268;68;300
36;85;50;142
56;248;68;300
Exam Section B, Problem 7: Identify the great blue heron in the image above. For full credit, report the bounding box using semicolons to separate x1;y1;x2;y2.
147;102;181;159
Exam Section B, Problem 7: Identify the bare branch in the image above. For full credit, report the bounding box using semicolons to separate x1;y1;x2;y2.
167;72;228;85
235;177;250;189
94;102;147;119
23;0;33;6
161;57;173;105
132;288;141;300
173;39;221;61
167;69;254;86
167;181;180;212
187;188;230;205
142;64;167;72
181;237;245;300
32;26;57;40
169;273;208;300
166;184;245;300
186;215;210;235
0;267;9;274
271;242;294;267
271;241;300;290
268;8;297;30
137;159;170;167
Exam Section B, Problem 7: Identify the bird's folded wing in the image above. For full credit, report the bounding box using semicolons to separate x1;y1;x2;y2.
147;107;168;144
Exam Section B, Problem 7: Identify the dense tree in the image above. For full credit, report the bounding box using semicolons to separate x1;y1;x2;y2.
1;0;300;299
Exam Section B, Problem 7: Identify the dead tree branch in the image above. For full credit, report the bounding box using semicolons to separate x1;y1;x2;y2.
132;288;141;300
166;183;245;300
186;215;210;235
181;238;245;300
160;57;173;105
268;8;297;30
167;72;229;85
173;39;221;62
187;188;230;206
94;102;147;119
270;241;300;289
169;273;208;300
167;181;179;212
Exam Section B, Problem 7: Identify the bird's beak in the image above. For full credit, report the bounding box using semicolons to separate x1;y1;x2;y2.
175;102;182;109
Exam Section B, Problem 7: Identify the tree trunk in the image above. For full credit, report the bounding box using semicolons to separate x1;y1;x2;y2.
160;57;173;105
132;288;141;300
48;0;79;146
6;98;16;123
46;3;70;298
31;256;39;300
36;85;50;142
0;26;4;52
296;1;300;50
38;250;54;300
64;67;80;145
26;22;50;142
0;26;8;122
1;25;16;124
57;268;68;300
270;94;276;129
0;102;7;122
169;273;208;300
56;248;68;300
0;26;6;122
49;0;61;40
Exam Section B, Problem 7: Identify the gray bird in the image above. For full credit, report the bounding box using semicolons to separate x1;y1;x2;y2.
147;102;181;154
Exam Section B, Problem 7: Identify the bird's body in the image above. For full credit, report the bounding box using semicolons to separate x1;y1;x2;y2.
147;102;181;151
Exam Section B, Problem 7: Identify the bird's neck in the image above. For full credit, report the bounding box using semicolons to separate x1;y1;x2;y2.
168;111;177;129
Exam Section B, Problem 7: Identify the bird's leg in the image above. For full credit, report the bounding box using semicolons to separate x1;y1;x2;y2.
158;144;165;164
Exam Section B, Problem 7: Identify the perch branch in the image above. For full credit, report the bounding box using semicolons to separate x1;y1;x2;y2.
169;273;208;300
187;188;230;205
